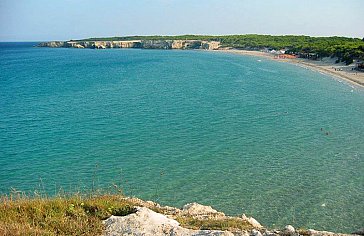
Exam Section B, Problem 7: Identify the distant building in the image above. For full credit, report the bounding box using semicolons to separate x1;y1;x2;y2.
296;53;319;60
269;49;288;55
269;49;277;54
275;54;297;59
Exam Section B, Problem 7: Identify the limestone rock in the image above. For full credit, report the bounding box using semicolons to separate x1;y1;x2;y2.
172;40;184;49
305;229;353;236
251;229;263;236
242;214;263;229
284;225;295;235
183;203;218;215
182;202;225;219
38;40;220;50
263;230;278;236
124;197;162;209
103;207;234;236
141;40;173;49
38;41;65;47
160;205;182;216
103;207;180;235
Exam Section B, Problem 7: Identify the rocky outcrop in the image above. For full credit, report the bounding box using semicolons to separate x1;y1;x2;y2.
242;214;263;229
102;198;358;236
141;40;215;49
181;202;225;219
38;40;142;49
141;40;173;49
301;229;359;236
38;41;66;47
103;207;235;236
38;40;220;50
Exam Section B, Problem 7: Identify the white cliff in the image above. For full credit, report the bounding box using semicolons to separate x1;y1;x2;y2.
38;40;220;50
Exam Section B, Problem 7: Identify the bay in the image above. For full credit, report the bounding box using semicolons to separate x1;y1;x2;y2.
0;43;363;232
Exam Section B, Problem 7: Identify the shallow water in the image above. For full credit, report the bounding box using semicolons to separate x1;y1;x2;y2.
0;43;363;232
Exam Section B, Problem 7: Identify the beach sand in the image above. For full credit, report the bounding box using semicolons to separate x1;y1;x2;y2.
217;49;364;88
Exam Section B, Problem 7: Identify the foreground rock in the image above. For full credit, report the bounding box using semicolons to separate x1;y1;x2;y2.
104;207;234;236
102;198;358;236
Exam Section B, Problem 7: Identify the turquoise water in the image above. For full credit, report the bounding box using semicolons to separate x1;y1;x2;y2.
0;43;363;232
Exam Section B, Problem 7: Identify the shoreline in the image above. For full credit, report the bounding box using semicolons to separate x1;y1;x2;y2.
216;49;364;89
37;40;364;88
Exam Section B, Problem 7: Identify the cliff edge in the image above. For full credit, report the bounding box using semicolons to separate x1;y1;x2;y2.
38;40;221;50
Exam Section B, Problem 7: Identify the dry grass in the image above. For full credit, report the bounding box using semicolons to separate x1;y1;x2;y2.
0;194;136;236
175;216;255;231
296;229;311;236
0;193;257;235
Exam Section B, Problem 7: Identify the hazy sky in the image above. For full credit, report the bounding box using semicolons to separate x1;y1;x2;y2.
1;0;363;41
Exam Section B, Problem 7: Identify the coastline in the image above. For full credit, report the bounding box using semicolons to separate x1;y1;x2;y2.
37;40;364;88
216;49;364;89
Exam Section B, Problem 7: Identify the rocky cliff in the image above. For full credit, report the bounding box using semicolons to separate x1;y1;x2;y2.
38;40;221;50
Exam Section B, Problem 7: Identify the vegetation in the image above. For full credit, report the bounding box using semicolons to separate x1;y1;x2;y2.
0;192;256;235
75;34;364;64
176;216;255;231
0;194;135;236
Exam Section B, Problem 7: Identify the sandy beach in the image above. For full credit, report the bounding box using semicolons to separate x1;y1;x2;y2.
218;49;364;88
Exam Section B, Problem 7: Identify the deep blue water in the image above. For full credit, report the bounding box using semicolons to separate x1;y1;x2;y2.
0;43;363;232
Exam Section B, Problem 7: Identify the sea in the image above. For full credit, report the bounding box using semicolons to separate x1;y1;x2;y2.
0;42;363;233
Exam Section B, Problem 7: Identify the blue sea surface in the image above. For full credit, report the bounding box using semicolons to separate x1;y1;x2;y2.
0;43;363;232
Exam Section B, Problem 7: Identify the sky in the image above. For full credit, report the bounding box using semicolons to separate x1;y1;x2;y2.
0;0;363;41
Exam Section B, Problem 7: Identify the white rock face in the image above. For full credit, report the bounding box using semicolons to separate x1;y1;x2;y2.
39;40;220;50
284;225;295;235
242;214;263;229
103;207;234;236
182;202;225;219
